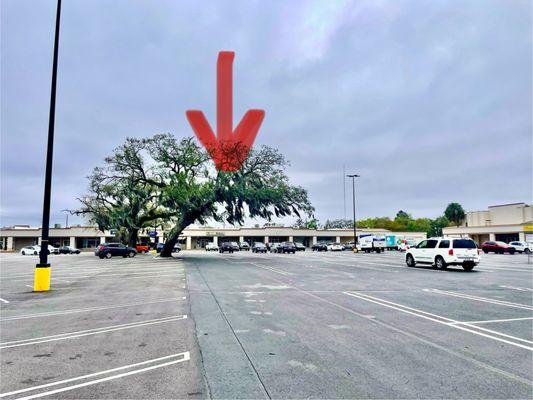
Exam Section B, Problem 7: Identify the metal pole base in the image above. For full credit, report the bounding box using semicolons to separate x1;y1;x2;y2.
34;264;51;292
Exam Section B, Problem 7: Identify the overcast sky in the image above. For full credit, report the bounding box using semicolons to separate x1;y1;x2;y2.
1;0;531;228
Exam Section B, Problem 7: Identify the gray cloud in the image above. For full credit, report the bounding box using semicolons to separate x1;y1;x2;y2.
1;0;531;227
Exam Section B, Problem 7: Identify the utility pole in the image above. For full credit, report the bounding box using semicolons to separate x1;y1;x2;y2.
61;209;69;228
35;0;62;292
346;174;360;251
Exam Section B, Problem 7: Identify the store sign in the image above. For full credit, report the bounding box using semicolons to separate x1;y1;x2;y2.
206;232;225;237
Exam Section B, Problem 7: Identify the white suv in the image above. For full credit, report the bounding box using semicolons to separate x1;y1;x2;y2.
405;237;480;271
508;241;532;254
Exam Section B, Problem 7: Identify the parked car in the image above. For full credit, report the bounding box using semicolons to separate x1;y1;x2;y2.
508;241;532;254
156;243;182;253
343;242;355;251
239;242;251;251
229;242;240;251
205;243;219;251
219;242;235;253
135;244;150;253
58;246;81;254
481;241;516;254
95;243;137;259
312;242;328;252
269;243;280;253
294;242;306;251
406;237;480;271
20;245;40;255
328;242;344;251
49;245;60;254
23;245;58;255
276;242;296;254
252;242;267;253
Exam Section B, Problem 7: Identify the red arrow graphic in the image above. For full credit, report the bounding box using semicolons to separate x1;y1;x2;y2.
186;51;265;172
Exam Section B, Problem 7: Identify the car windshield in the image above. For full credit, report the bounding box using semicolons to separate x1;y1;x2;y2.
453;239;477;249
496;241;507;246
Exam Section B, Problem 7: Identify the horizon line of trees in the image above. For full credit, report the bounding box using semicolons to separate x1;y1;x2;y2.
293;203;466;237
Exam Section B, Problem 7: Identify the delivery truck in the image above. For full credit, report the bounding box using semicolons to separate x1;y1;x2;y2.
357;234;386;253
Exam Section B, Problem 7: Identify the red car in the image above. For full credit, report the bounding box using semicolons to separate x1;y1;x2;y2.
135;244;150;253
481;241;516;254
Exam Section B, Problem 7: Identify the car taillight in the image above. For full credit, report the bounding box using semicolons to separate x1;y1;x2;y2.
98;245;105;251
448;249;454;256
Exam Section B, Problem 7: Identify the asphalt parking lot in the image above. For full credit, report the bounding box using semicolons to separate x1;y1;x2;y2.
0;250;531;399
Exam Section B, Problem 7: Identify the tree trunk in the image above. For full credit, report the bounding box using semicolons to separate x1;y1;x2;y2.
128;228;139;247
160;208;207;257
160;223;185;257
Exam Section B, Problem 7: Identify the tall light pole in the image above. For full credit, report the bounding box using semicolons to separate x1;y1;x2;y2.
61;209;69;228
346;174;360;251
35;0;62;292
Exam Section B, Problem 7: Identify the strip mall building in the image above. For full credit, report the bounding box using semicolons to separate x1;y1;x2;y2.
442;203;533;244
0;225;426;251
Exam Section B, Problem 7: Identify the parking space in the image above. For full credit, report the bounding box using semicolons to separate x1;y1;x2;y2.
0;253;204;399
1;250;531;398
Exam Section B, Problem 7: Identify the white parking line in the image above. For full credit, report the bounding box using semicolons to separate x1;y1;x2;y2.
0;298;9;304
424;289;533;310
0;352;190;399
343;291;533;351
250;263;294;276
460;317;533;324
0;315;187;349
0;298;186;321
500;285;533;292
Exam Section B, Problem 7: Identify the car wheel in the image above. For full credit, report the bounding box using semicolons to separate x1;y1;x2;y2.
525;248;531;254
406;254;415;267
483;249;488;254
105;253;112;259
33;251;38;255
435;256;447;270
99;255;105;259
22;251;26;255
128;251;136;258
463;263;475;271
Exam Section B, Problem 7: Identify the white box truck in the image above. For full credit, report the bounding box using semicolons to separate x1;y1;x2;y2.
357;234;386;253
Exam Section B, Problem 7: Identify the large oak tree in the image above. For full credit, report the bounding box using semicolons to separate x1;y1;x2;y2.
78;134;314;256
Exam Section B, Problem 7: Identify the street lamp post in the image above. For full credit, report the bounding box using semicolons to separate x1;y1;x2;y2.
61;209;69;228
346;174;360;251
35;0;62;292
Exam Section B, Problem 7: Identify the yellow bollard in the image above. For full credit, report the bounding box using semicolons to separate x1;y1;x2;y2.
34;266;51;292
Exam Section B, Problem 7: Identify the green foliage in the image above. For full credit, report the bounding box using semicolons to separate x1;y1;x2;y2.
323;219;353;229
293;218;320;229
444;202;466;225
352;205;459;237
395;210;411;220
429;216;451;237
75;138;173;245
